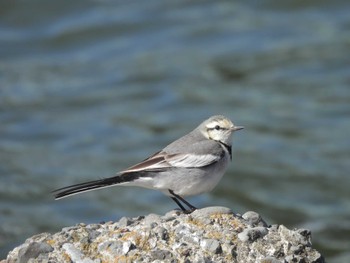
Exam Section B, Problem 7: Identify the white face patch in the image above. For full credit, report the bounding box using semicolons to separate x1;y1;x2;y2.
205;119;233;142
206;118;233;130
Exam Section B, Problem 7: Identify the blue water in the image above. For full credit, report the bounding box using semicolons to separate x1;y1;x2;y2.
1;1;350;261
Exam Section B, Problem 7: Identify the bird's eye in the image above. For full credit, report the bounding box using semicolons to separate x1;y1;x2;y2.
215;125;221;130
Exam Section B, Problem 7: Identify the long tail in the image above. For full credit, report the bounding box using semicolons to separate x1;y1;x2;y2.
52;173;139;200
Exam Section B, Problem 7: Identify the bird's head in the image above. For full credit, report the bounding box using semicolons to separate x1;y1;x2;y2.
200;115;243;144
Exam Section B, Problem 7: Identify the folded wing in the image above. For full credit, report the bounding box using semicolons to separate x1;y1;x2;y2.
121;151;221;173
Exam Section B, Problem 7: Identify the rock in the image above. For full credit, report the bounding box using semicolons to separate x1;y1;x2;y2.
4;207;325;263
242;211;268;227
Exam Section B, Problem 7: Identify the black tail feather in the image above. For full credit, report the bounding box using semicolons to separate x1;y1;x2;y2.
52;173;140;199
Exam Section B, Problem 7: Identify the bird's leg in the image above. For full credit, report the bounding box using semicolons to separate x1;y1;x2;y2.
171;197;187;212
168;189;197;213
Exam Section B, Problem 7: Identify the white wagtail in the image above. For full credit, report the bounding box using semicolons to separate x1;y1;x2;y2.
53;115;243;213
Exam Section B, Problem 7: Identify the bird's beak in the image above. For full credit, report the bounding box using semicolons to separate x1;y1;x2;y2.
231;126;244;131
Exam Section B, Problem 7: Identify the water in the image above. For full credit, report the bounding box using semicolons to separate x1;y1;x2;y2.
1;0;350;261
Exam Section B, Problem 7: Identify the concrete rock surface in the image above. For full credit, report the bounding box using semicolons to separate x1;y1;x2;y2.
4;207;325;263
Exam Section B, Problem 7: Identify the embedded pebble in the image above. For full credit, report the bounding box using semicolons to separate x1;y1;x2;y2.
261;256;283;263
118;216;133;227
238;226;268;242
17;242;53;263
62;243;96;263
191;206;232;218
242;211;268;227
154;226;168;240
162;209;180;221
200;239;222;254
143;213;162;227
122;241;133;254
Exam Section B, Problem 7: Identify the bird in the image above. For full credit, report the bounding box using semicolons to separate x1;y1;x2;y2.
52;115;243;213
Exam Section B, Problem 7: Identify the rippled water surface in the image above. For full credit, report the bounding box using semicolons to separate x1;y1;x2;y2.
1;1;350;261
